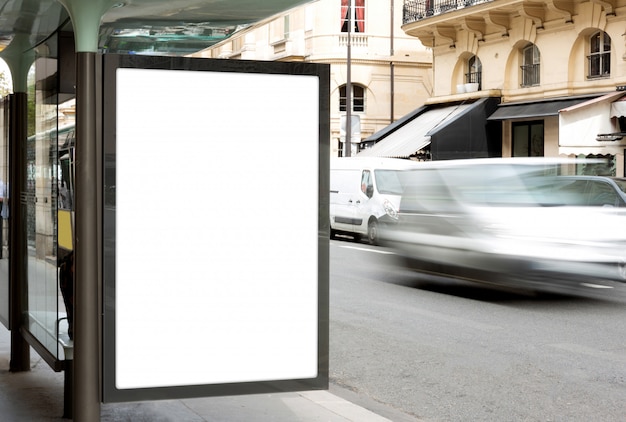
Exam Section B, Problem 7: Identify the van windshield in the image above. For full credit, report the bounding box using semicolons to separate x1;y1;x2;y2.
375;169;404;195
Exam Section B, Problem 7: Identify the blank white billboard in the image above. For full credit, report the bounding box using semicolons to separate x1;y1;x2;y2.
103;57;329;401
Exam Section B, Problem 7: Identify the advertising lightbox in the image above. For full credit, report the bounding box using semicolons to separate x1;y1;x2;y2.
102;55;329;402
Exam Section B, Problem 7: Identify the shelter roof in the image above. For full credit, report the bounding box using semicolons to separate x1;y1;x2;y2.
0;0;311;56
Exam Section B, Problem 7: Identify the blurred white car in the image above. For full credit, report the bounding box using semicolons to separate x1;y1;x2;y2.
380;158;626;290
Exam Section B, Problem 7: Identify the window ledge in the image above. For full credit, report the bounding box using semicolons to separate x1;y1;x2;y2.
270;38;288;47
586;75;611;80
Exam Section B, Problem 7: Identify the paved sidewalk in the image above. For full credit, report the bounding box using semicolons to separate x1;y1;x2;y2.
0;326;392;421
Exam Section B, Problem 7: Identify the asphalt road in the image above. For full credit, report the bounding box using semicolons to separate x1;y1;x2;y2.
328;237;626;422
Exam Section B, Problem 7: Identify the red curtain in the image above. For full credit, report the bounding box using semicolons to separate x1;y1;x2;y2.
355;0;365;33
341;0;365;33
341;0;348;31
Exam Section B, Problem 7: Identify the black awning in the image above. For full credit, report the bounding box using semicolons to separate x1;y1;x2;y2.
359;97;502;160
487;96;599;121
430;97;502;160
358;102;474;158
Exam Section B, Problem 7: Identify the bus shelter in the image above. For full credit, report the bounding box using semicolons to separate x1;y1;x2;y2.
0;1;329;420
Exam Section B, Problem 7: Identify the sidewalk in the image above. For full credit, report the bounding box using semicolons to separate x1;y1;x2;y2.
0;326;392;421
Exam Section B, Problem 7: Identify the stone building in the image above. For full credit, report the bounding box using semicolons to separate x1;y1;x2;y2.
362;0;626;175
190;0;433;157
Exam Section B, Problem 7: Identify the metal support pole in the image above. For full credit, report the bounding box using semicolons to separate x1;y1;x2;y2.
74;51;101;421
9;92;29;372
390;0;395;124
345;0;352;157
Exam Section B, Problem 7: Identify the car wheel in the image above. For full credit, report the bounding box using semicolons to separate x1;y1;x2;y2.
367;220;378;245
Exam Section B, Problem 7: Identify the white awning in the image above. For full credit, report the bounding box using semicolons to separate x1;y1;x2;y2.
358;103;472;158
559;92;626;147
610;97;626;117
558;147;619;156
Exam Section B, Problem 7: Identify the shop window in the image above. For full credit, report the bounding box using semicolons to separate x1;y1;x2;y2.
512;121;543;157
588;31;611;79
521;44;540;87
341;0;365;33
339;84;365;113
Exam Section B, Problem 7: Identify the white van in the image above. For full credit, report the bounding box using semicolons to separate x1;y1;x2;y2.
330;157;417;244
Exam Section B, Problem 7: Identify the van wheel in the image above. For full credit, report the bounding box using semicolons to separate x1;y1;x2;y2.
367;220;378;245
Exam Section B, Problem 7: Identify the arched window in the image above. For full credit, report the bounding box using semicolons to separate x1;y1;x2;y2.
466;55;482;89
521;44;540;87
339;84;365;112
341;0;365;33
588;31;611;78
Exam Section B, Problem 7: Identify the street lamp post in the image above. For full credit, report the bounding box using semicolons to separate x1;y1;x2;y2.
390;0;395;123
345;0;352;157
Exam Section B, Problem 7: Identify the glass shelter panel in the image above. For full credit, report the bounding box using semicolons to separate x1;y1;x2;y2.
24;33;73;362
0;96;8;328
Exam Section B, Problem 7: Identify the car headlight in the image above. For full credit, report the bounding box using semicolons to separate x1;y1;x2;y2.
383;199;398;219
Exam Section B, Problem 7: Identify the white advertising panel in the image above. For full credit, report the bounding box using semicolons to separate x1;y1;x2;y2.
103;56;329;402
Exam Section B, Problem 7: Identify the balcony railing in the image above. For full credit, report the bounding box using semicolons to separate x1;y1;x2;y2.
403;0;494;24
338;33;369;48
520;64;540;87
465;71;481;86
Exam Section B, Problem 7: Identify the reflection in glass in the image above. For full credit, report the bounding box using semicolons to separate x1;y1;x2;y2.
24;33;74;362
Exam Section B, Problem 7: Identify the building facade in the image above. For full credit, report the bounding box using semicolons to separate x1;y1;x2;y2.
397;0;626;175
190;0;433;157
